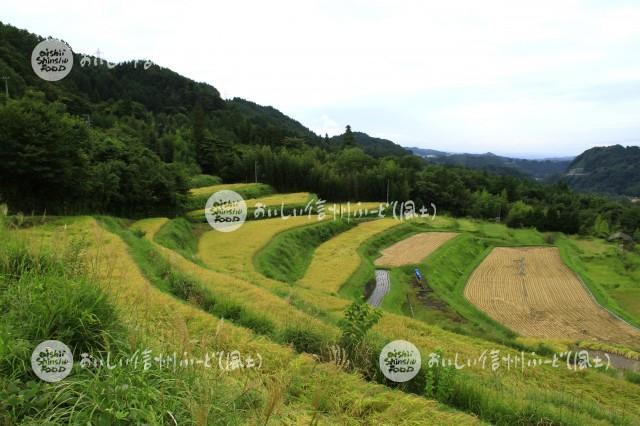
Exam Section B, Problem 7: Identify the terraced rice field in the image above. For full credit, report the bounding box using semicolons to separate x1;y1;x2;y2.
132;218;337;337
374;232;458;267
197;216;351;313
130;214;640;422
464;247;640;348
299;219;399;294
187;192;314;220
245;192;313;208
198;216;324;275
19;217;480;425
189;182;265;197
326;202;388;217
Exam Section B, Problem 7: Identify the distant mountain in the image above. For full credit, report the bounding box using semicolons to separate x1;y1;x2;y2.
563;145;640;196
408;148;572;180
330;132;410;157
406;147;450;158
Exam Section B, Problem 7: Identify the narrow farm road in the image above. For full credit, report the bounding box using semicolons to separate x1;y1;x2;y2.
368;270;391;307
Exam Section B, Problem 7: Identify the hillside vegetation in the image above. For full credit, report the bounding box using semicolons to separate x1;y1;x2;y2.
2;22;640;238
564;145;640;196
2;19;640;426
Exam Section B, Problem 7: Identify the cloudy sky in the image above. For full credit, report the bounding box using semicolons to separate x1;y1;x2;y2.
5;0;640;157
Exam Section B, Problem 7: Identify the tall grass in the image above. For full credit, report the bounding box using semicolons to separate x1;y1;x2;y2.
0;215;249;424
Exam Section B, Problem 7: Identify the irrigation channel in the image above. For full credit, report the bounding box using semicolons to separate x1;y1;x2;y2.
367;270;390;307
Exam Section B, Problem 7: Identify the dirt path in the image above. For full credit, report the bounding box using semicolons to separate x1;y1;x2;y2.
368;270;391;307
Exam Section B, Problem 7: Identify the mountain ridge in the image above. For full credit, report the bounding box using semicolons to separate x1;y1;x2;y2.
563;145;640;196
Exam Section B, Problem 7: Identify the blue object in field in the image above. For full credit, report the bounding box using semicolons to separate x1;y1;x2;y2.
415;268;423;282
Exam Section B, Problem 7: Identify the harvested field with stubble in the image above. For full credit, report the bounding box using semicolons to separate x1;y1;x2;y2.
464;246;640;349
374;231;458;267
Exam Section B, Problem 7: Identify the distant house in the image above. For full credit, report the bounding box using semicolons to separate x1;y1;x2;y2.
631;197;640;204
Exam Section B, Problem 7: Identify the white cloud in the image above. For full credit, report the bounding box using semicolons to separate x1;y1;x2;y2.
5;0;640;155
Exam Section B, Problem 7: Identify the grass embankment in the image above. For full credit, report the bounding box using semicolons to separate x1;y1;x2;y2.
298;218;400;294
199;216;352;320
11;216;481;424
557;235;640;329
154;217;203;264
255;219;356;282
199;215;640;425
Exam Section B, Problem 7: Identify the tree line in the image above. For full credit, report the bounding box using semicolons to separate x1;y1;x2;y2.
1;21;639;236
1;90;640;237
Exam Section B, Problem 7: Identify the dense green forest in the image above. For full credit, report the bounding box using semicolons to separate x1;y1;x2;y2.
330;130;410;157
564;145;640;197
1;21;639;237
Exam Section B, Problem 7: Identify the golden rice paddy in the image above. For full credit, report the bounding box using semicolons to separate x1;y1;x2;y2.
464;247;640;348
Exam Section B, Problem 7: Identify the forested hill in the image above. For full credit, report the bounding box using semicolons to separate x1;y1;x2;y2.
0;22;317;140
0;21;326;215
409;148;572;180
563;145;640;197
1;21;640;238
330;132;410;157
0;22;224;115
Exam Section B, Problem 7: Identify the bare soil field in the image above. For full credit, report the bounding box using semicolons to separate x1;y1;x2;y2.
374;232;458;267
464;247;640;348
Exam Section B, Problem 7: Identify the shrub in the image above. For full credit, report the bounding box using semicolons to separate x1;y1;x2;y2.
544;233;557;244
338;301;382;353
280;326;328;354
424;349;456;402
337;301;382;376
188;174;222;189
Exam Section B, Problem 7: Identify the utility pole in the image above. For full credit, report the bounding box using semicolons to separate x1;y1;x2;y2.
0;77;8;102
254;160;258;183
